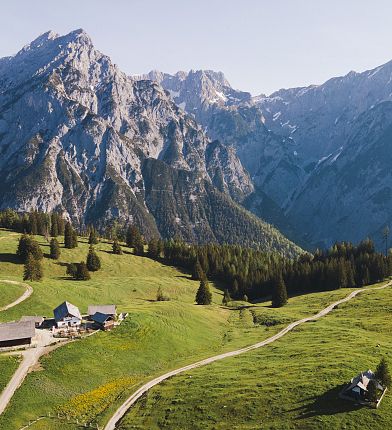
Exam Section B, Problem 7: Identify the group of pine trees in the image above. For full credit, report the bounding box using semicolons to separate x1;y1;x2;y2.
0;209;66;238
162;238;392;306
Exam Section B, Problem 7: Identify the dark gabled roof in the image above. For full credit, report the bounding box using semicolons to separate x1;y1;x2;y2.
88;305;116;316
0;321;35;342
91;312;114;324
53;301;82;322
20;316;44;324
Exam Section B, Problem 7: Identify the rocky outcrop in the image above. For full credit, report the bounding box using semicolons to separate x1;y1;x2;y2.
0;30;300;255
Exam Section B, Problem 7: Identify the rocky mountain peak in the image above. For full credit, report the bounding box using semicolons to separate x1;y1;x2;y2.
0;30;293;253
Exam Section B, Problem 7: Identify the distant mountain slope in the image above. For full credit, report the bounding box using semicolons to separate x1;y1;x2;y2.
147;64;392;248
0;30;301;255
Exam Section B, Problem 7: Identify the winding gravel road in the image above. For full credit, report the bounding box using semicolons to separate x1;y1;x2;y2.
104;281;392;430
0;280;33;312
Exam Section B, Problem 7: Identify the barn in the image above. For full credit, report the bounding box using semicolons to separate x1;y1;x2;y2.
20;315;44;328
54;301;82;328
88;304;117;319
0;321;35;348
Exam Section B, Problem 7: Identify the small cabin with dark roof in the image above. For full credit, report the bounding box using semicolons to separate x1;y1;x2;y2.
341;369;385;404
91;312;115;331
88;305;117;319
0;320;35;348
54;301;82;328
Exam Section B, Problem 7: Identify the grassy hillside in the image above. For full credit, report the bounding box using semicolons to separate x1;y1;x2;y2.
0;281;25;308
0;229;388;429
119;285;392;430
0;356;19;393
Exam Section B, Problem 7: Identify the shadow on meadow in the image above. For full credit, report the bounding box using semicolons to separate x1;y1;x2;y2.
289;384;362;419
0;252;21;264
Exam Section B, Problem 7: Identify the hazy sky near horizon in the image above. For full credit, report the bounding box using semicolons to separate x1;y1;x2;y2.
1;0;392;95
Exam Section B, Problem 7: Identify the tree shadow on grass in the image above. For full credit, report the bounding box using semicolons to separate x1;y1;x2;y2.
175;275;191;280
289;384;362;420
0;253;21;264
55;261;69;267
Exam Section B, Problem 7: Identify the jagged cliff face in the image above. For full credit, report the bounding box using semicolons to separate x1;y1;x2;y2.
147;64;392;249
0;30;301;255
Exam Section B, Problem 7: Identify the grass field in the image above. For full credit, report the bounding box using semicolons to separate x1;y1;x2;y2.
119;286;392;430
0;281;26;309
0;355;20;394
0;228;389;429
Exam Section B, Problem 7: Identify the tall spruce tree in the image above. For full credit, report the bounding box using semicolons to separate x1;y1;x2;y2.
86;246;101;271
23;252;43;281
112;239;123;255
271;275;288;308
222;289;231;306
147;238;159;259
50;213;59;237
192;259;205;281
64;222;75;249
133;234;145;256
126;225;142;248
17;234;43;262
367;379;378;402
76;261;91;281
29;211;38;235
88;228;99;245
375;357;391;388
49;238;61;260
72;230;78;248
195;279;212;305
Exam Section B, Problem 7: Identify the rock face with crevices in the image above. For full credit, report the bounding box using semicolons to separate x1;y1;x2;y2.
147;63;392;248
0;30;300;255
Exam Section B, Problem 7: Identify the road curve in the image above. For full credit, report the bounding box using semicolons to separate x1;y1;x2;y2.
104;281;392;430
0;280;33;312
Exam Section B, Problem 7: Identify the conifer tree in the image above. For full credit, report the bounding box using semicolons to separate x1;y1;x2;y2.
133;234;145;256
112;239;123;255
66;263;78;279
50;213;59;237
271;275;288;308
231;279;239;298
64;222;75;249
86;246;101;271
88;228;99;245
126;225;142;248
29;211;38;235
49;238;61;260
222;289;231;306
195;279;212;305
23;253;43;281
192;259;205;281
76;261;90;280
375;357;391;388
17;234;43;262
72;230;78;248
58;217;65;236
147;238;159;259
367;379;378;402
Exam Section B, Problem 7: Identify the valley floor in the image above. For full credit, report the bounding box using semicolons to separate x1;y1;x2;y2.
0;229;390;429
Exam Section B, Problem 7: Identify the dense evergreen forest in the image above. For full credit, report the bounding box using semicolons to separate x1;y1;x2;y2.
1;209;391;300
162;239;392;299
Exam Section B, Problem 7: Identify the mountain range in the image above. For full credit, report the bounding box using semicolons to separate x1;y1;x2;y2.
0;29;300;256
140;62;392;249
1;29;391;253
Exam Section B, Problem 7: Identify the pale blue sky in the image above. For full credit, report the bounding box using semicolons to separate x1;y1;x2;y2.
1;0;392;95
